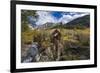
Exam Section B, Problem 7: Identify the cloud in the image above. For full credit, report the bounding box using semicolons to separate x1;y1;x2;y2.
58;12;89;24
58;14;73;24
34;11;89;25
35;11;57;25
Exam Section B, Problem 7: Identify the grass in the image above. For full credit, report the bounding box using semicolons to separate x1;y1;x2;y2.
21;27;90;61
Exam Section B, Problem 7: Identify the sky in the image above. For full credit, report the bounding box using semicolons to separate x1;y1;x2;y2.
28;10;89;26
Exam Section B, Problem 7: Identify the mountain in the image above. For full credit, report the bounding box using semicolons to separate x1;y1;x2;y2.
52;15;90;29
37;22;56;29
30;15;90;29
65;15;90;28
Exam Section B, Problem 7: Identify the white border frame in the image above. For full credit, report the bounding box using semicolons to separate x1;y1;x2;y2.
16;4;95;69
